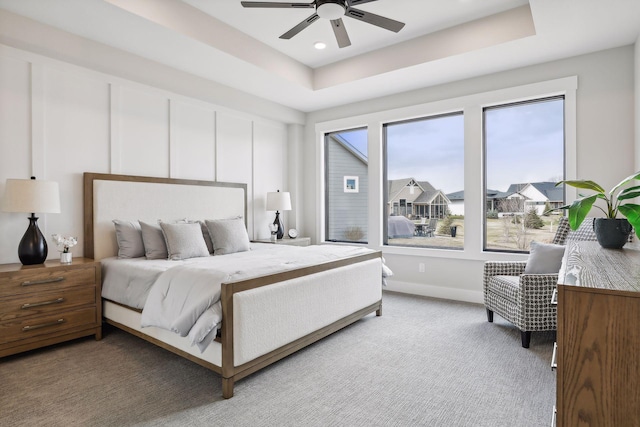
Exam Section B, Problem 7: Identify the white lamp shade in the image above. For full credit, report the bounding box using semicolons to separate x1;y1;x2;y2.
266;191;291;211
2;178;61;214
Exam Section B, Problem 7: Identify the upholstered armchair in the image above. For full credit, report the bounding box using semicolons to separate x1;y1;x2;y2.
483;217;597;348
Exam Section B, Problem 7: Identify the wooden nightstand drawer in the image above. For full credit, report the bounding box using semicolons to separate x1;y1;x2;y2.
0;258;102;357
0;265;96;297
0;286;96;322
0;306;97;345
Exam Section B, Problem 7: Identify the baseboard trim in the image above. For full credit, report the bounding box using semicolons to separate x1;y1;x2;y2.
384;280;483;304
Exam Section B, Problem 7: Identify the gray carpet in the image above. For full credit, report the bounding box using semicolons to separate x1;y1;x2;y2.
0;292;556;426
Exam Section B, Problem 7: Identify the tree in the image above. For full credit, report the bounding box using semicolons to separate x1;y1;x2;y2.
524;207;544;229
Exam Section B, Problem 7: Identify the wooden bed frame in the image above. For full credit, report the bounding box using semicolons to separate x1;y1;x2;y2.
83;172;382;398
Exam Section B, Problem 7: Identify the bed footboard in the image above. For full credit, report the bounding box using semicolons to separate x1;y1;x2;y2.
220;251;382;398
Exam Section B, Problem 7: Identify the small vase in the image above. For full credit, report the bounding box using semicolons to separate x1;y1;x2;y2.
60;252;72;264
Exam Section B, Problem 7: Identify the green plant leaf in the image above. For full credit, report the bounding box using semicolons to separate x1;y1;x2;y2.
617;185;640;201
556;180;605;194
567;194;598;229
619;204;640;240
609;171;640;198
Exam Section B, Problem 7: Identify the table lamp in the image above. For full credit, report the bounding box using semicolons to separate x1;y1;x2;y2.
266;190;291;239
2;177;61;265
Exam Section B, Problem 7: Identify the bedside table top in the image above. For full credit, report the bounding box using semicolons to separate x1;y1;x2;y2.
253;237;311;246
0;258;97;274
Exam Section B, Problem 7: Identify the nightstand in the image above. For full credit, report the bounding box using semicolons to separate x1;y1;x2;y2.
253;237;311;247
0;258;102;358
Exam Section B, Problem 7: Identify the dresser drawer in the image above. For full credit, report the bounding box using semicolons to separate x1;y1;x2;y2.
0;266;96;297
0;306;97;345
0;286;96;322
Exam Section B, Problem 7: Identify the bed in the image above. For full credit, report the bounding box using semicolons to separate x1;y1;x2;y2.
83;172;383;398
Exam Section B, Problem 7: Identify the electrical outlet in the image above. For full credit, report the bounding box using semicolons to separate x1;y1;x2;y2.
418;262;425;273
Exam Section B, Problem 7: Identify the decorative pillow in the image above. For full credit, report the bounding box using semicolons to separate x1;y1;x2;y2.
205;218;250;256
160;222;209;260
112;220;145;258
186;220;214;254
524;241;566;274
139;221;169;259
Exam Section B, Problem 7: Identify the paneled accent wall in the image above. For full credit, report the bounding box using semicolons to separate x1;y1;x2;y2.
0;45;288;264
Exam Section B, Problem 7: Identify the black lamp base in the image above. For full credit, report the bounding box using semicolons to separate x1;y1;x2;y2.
18;214;48;265
273;211;284;239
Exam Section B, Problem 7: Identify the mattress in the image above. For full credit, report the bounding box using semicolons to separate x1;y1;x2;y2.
101;243;376;309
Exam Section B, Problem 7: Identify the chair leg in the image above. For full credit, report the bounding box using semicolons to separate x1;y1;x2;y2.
521;331;531;348
486;308;493;322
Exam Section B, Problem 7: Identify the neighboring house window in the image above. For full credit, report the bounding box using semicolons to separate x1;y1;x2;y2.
344;176;359;192
484;96;565;252
324;128;368;243
384;112;464;249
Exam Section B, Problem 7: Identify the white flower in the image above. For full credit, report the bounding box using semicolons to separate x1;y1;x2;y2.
52;234;78;253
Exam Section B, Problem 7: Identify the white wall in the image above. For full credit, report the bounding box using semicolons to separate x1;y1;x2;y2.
304;46;636;303
0;44;290;264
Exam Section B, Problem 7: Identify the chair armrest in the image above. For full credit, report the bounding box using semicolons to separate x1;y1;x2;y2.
483;261;527;277
483;261;527;291
517;273;560;330
518;273;560;302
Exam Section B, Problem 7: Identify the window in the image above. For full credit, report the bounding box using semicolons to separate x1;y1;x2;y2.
483;97;565;252
384;112;464;249
324;128;368;243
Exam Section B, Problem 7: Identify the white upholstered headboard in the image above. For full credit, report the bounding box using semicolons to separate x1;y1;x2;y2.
83;173;247;261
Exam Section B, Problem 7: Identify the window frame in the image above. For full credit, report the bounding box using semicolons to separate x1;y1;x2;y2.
482;95;566;254
315;76;577;261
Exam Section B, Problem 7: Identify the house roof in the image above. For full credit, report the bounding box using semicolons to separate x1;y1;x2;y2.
507;182;563;202
448;182;563;202
329;134;367;165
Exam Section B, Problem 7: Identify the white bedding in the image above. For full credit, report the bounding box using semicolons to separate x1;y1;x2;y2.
101;243;379;352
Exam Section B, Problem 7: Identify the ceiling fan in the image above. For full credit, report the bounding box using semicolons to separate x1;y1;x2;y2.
240;0;405;48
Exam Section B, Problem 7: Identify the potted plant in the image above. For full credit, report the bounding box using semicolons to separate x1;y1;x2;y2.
551;171;640;248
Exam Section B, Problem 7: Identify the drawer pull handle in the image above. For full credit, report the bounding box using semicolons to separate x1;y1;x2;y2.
21;277;65;286
22;319;64;332
551;342;558;370
21;298;65;309
551;288;558;305
22;318;65;331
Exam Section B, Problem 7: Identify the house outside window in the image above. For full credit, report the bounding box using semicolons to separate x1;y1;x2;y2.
384;112;464;249
324;128;368;243
483;96;565;252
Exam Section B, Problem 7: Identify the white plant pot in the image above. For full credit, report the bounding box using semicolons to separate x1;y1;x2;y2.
60;252;72;264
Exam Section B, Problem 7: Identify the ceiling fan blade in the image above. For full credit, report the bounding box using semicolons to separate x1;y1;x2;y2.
346;0;378;6
345;7;405;32
241;1;314;9
331;18;351;48
280;13;320;39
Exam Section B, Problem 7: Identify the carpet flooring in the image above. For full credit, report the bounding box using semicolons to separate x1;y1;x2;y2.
0;292;556;426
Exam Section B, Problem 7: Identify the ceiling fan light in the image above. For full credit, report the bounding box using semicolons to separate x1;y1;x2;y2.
314;41;327;50
317;3;345;20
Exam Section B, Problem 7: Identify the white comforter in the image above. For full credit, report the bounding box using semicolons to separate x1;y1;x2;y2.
102;243;379;352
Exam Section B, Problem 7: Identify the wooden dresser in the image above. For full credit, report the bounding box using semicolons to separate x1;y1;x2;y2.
0;258;101;357
556;241;640;426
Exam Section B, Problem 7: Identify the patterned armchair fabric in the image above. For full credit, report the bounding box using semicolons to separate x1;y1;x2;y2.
483;216;596;348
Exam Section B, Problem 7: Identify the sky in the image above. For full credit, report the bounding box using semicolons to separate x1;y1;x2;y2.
337;97;564;195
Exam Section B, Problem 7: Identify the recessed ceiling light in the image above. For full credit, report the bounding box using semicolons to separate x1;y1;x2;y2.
314;41;327;50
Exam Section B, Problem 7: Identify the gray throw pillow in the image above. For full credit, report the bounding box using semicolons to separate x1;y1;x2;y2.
205;218;250;255
112;220;145;258
139;221;169;260
524;241;565;274
160;222;209;260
